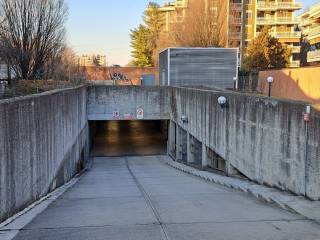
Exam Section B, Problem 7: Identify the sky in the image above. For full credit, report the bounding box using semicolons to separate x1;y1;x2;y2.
66;0;162;66
66;0;319;66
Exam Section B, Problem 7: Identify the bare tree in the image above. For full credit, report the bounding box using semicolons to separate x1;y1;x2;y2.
170;0;228;47
51;47;80;82
0;0;68;80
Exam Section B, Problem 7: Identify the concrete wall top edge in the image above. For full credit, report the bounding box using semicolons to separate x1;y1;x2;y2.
173;86;309;107
0;85;87;105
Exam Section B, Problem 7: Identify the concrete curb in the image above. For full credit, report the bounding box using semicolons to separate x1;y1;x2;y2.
166;159;320;225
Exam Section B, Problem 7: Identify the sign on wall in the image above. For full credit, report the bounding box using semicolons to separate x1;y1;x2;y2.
113;110;120;120
137;108;144;120
124;113;134;120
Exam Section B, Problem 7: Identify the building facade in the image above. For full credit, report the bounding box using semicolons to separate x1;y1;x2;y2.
244;0;302;67
299;3;320;64
78;54;107;67
158;0;302;68
159;0;244;50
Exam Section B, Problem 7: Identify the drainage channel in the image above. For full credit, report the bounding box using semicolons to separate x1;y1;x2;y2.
125;157;171;240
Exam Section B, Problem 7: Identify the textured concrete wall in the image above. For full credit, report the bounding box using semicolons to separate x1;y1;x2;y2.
87;86;171;120
0;87;89;223
171;87;320;200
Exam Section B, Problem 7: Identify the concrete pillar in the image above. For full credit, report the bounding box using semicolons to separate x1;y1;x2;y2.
175;126;183;161
202;143;208;169
167;121;176;159
187;134;195;164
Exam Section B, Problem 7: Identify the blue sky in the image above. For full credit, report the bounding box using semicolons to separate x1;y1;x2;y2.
66;0;319;66
66;0;162;66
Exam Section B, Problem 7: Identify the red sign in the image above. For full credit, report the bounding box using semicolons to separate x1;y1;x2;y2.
124;113;134;120
304;113;310;122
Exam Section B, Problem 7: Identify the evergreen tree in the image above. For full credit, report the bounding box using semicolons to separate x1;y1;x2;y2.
143;2;164;54
130;2;164;67
243;27;291;71
130;25;153;67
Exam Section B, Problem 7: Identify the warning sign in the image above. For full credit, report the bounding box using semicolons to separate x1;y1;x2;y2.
124;113;134;120
113;110;120;120
137;108;144;120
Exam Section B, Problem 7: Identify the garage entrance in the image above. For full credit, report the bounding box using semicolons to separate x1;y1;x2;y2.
90;120;168;156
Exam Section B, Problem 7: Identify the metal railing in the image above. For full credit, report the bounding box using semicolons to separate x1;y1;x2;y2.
230;17;242;25
291;46;301;53
307;50;320;62
257;2;302;10
308;25;320;37
289;60;300;68
256;17;299;25
273;32;301;38
230;3;242;11
256;31;301;38
229;32;241;39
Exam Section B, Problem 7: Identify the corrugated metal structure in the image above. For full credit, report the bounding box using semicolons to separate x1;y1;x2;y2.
159;48;239;89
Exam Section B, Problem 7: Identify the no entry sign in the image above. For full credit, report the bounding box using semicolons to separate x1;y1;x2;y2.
137;108;144;120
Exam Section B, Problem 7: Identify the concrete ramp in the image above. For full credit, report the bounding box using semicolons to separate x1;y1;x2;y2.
10;156;320;240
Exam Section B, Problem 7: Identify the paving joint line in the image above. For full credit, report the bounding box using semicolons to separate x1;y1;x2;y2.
125;157;171;240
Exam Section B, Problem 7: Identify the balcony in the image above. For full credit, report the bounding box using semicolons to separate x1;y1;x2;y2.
273;32;301;38
307;49;320;62
230;17;242;25
290;46;301;53
256;17;299;25
308;25;320;37
257;2;302;10
231;3;242;11
229;32;241;40
256;31;301;39
289;60;300;68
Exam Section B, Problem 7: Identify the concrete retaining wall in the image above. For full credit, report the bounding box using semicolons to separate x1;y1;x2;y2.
0;87;89;223
87;86;171;120
170;87;320;200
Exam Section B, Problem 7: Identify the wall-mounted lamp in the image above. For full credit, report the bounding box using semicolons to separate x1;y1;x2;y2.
233;77;238;89
304;105;311;122
267;76;274;97
181;115;188;123
217;96;228;108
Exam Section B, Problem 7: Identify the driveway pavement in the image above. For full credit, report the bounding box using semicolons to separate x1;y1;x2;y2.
11;156;320;240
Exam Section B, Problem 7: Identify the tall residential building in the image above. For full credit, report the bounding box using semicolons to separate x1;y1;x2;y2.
299;3;320;64
158;0;303;68
244;0;303;67
78;54;107;67
159;0;189;33
158;0;244;50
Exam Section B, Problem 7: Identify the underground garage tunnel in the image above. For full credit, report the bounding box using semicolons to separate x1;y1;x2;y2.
89;120;168;156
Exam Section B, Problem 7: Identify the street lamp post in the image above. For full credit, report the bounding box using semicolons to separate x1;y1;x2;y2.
267;76;274;97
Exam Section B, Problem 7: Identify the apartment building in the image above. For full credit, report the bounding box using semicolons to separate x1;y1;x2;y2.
78;54;107;67
299;3;320;64
159;0;244;49
244;0;303;67
159;0;188;33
